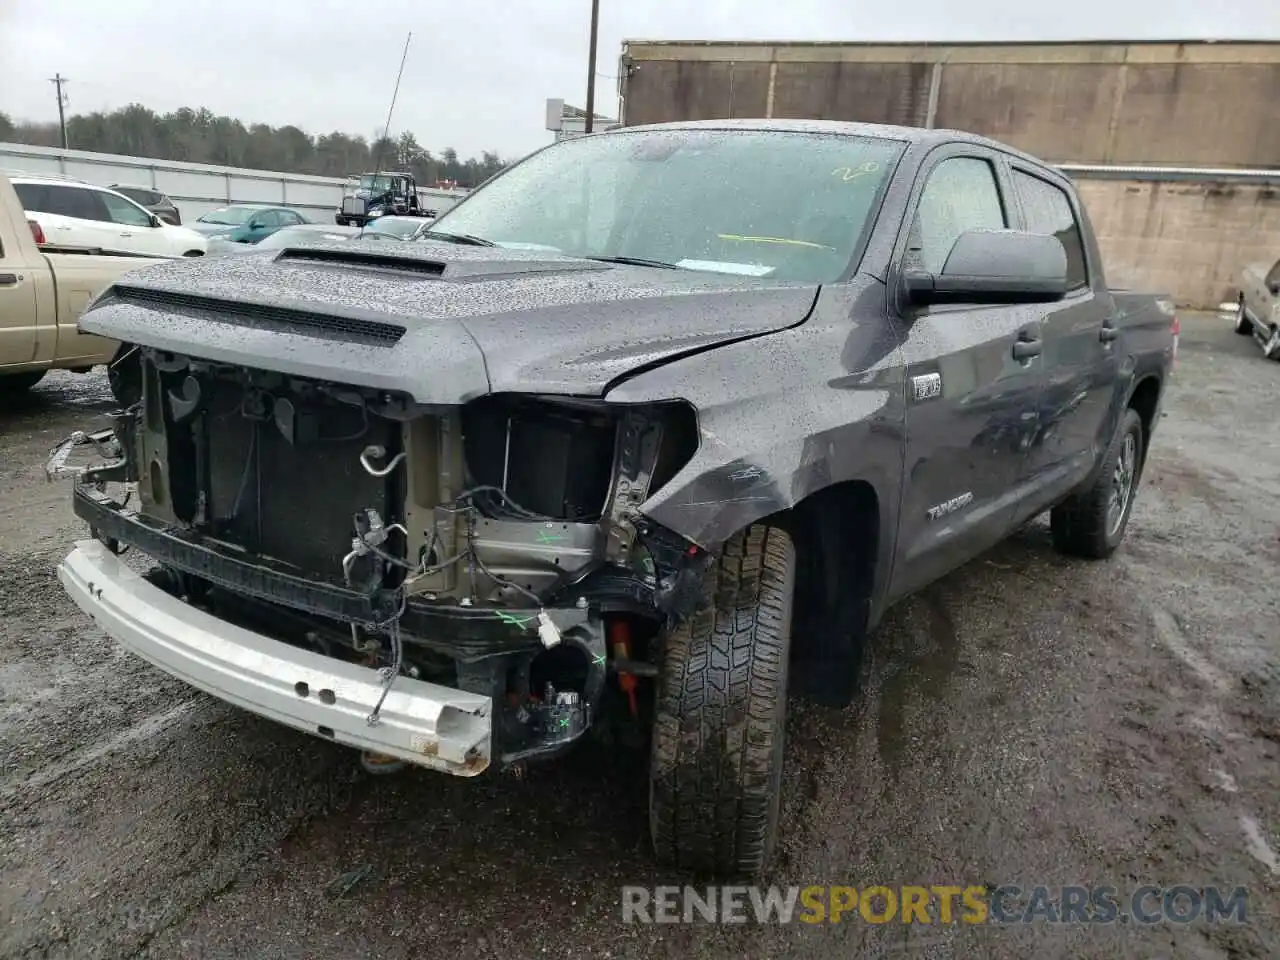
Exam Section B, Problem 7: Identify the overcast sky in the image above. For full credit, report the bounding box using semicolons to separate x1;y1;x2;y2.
2;0;1277;160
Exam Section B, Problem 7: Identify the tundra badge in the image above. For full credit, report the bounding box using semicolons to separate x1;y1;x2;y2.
911;373;942;401
927;492;974;521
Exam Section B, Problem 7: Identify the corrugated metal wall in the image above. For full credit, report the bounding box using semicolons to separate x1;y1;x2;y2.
0;142;468;223
619;41;1280;167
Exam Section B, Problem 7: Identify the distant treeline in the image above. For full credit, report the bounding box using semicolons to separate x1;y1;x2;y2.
0;105;507;187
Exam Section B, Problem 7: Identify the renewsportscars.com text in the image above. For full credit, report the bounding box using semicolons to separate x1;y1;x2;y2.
621;884;1250;925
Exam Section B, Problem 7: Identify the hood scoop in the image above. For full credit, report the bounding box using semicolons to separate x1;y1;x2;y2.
275;242;611;283
275;246;446;277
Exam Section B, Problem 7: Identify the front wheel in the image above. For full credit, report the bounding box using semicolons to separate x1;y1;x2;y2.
1051;407;1145;559
182;249;204;258
649;523;795;878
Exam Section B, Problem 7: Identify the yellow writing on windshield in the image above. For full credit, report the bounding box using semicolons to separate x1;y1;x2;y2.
832;161;881;181
717;234;835;250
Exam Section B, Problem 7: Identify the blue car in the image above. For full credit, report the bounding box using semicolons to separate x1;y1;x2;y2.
189;205;310;244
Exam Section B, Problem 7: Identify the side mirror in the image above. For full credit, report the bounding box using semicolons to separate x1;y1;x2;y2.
904;229;1069;306
149;214;163;228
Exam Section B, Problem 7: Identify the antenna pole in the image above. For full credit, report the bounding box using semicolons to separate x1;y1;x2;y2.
373;31;412;173
362;31;412;238
585;0;600;134
49;73;69;149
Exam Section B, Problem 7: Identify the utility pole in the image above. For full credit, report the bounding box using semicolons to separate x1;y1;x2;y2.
584;0;600;133
49;74;69;148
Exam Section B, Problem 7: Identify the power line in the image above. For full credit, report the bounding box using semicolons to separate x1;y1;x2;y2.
49;73;69;149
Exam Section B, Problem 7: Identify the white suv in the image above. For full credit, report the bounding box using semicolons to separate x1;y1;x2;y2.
13;175;208;258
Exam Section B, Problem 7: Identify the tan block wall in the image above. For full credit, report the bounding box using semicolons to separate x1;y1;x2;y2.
621;41;1280;167
1076;179;1280;308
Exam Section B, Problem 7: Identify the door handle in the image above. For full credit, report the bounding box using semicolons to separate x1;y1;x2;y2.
0;273;18;286
1012;337;1043;360
1099;324;1119;343
119;231;133;237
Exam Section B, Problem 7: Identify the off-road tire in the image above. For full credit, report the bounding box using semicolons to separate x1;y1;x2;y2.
1050;408;1145;559
0;370;47;393
1234;297;1253;335
649;523;795;878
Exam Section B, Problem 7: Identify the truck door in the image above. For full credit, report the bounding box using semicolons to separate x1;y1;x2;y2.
887;148;1047;601
1005;166;1118;519
0;226;42;366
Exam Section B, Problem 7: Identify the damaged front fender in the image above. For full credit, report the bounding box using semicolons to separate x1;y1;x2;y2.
607;281;905;552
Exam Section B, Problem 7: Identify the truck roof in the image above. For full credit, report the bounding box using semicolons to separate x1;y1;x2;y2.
614;118;1060;172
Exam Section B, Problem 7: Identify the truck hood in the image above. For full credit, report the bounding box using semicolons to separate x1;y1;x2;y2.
77;240;819;404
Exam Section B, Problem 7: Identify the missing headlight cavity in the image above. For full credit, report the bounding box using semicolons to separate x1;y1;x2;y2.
461;394;698;523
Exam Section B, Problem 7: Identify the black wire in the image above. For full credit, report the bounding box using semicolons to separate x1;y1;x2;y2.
317;392;370;443
470;550;543;607
227;428;257;522
454;485;548;521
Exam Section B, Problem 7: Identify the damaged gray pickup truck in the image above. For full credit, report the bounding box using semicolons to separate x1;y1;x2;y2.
50;119;1177;878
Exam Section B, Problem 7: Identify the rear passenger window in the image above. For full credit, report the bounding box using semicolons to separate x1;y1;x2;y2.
14;183;51;213
1013;171;1088;290
912;157;1007;274
46;185;104;222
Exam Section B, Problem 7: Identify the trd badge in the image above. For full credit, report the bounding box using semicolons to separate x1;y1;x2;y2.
911;373;942;401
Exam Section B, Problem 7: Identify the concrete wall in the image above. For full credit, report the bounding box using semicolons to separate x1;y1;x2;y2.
0;142;468;223
1077;178;1280;308
619;40;1280;167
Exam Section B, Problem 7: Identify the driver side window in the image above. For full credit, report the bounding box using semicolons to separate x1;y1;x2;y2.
912;157;1007;273
99;191;153;228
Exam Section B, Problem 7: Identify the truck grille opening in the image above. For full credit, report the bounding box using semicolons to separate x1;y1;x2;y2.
462;396;617;522
460;395;700;524
137;360;400;584
128;360;700;602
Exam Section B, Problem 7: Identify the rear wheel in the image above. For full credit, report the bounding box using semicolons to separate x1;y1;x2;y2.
649;523;795;878
0;370;47;393
182;250;204;258
1051;407;1145;559
1234;297;1253;335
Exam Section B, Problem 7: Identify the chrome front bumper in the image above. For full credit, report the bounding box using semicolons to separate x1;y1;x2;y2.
58;540;493;775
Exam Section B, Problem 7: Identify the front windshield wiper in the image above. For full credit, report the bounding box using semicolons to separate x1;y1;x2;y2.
582;255;680;270
418;230;496;247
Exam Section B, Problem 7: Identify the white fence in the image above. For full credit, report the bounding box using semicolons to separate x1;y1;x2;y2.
0;141;468;224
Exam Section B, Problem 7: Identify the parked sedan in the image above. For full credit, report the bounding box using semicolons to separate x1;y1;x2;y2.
189;205;310;245
206;223;391;255
1234;254;1280;360
364;214;435;240
108;184;182;225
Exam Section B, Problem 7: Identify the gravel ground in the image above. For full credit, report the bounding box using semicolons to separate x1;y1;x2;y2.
1;312;1277;959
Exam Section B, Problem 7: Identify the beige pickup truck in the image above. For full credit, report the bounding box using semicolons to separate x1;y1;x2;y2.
0;173;161;400
1234;254;1280;360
